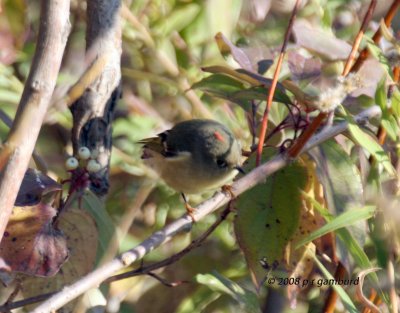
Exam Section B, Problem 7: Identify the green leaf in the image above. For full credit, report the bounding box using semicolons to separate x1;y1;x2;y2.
195;271;260;313
375;78;399;140
301;195;381;291
309;140;366;243
392;89;400;117
234;154;308;288
366;42;391;77
313;140;364;210
0;89;21;104
4;0;27;39
176;286;221;313
192;73;290;112
296;206;376;248
153;4;201;37
81;191;115;264
381;114;399;141
202;65;288;91
313;256;358;313
192;73;246;96
375;78;387;110
348;121;396;176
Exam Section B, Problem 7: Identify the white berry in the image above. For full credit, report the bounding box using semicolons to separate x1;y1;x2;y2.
87;159;101;173
65;157;79;170
78;146;91;160
91;149;99;159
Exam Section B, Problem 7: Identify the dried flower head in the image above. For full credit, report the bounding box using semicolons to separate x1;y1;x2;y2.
314;74;364;112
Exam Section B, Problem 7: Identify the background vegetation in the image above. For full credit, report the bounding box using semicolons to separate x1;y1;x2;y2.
0;0;400;312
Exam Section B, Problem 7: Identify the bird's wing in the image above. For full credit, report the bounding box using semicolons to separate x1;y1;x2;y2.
139;130;180;158
164;151;191;162
138;136;165;154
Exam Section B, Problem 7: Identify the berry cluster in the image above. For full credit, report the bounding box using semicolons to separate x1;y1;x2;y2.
65;147;101;173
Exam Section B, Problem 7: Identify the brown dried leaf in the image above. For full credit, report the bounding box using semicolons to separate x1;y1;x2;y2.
287;50;322;81
0;204;68;277
293;19;352;61
19;208;98;312
215;32;254;71
240;0;271;23
214;33;274;75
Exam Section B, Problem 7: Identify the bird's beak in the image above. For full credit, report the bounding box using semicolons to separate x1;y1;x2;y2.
235;165;245;174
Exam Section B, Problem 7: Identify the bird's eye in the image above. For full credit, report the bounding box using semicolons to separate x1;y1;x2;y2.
216;159;228;168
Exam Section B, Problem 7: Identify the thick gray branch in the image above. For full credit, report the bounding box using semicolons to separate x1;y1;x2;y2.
31;105;381;313
0;0;70;243
69;0;122;196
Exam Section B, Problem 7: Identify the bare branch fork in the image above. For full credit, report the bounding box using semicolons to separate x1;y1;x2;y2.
0;0;71;244
31;105;382;313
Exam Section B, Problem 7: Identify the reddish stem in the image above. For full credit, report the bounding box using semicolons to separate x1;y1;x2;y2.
362;289;377;313
351;0;400;72
322;263;347;313
255;0;302;166
288;112;327;157
287;0;377;159
343;0;377;76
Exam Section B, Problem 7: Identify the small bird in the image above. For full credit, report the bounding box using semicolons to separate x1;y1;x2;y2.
140;119;243;220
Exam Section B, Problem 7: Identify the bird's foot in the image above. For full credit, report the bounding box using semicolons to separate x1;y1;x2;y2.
222;184;236;199
185;202;196;222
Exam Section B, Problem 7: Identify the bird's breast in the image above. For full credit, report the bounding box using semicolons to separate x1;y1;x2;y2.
142;149;237;194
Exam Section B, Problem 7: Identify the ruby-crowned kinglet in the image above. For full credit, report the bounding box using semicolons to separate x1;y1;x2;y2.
140;119;243;218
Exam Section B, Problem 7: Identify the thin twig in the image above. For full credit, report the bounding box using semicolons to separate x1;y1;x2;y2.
30;105;382;313
0;292;57;312
0;0;70;244
0;204;232;311
255;0;301;166
288;111;327;157
120;3;155;47
106;204;232;283
64;54;110;107
146;272;187;287
0;109;12;128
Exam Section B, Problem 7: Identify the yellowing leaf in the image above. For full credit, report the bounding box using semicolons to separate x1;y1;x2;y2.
234;154;309;288
286;155;322;307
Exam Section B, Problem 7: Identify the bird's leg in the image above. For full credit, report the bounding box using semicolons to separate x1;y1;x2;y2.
181;193;196;222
